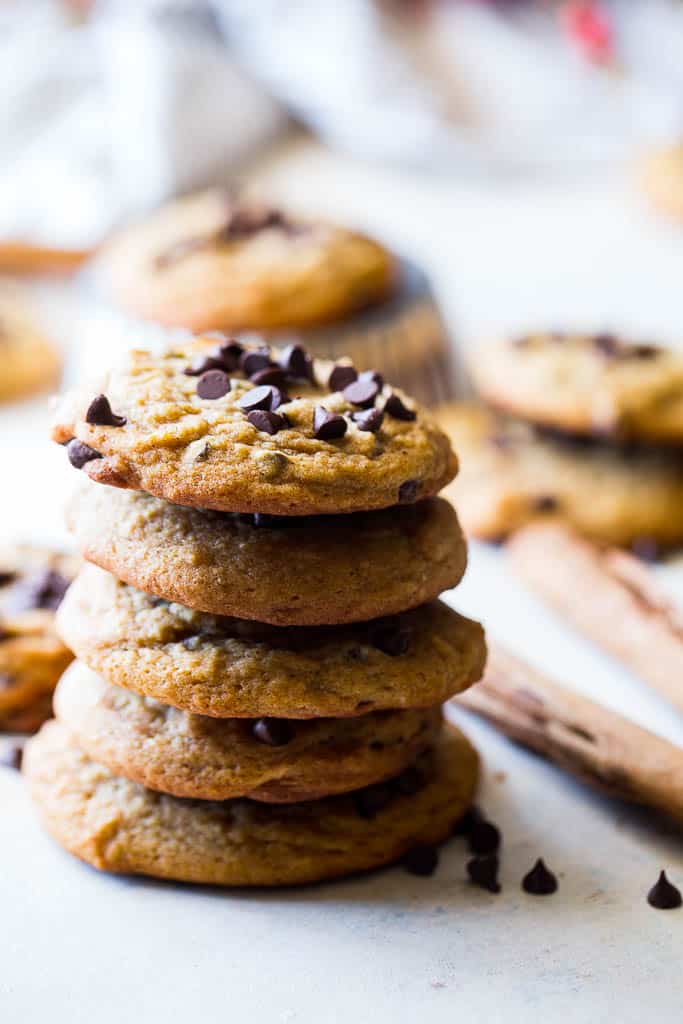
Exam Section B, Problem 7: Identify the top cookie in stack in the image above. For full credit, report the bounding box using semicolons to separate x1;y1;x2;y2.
24;336;485;888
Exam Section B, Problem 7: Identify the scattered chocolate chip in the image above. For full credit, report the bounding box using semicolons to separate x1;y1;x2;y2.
647;870;682;910
385;393;416;421
468;820;501;856
328;364;358;392
238;385;278;413
522;858;558;896
353;781;393;819
0;744;22;771
398;480;418;503
313;406;347;441
467;854;501;893
352;408;384;433
453;806;482;837
215;340;244;370
252;717;294;746
592;333;620;357
532;494;559;513
247;410;287;435
28;570;69;611
249;366;288;388
343;378;379;408
369;620;412;656
630;537;660;563
85;394;126;427
196;369;231;400
67;439;102;469
0;571;17;587
184;355;228;377
404;844;439;877
240;349;273;377
358;369;384;390
278;343;312;381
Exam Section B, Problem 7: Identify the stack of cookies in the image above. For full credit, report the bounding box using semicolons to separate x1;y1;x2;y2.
437;332;683;551
23;336;486;886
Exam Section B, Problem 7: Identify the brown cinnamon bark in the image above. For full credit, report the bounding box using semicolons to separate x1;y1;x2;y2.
458;643;683;824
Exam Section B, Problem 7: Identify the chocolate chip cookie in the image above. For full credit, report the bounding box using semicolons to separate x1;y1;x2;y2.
66;481;466;625
0;284;61;403
24;720;478;886
57;565;486;719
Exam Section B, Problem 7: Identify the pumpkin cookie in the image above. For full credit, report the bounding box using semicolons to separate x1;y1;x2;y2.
66;481;466;625
0;284;61;402
57;565;486;719
24;720;478;887
54;662;443;802
471;332;683;444
99;190;396;332
436;402;683;548
52;338;456;516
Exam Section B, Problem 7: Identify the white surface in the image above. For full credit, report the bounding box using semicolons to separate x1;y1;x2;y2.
2;143;683;1022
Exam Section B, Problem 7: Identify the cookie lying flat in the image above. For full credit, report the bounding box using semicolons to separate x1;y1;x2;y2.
57;565;486;719
436;403;683;548
471;333;683;444
0;546;77;725
67;481;466;625
99;190;397;332
52;338;457;516
0;284;61;402
24;721;478;886
641;143;683;222
55;662;442;802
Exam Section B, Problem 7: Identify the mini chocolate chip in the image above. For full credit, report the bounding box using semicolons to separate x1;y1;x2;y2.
278;343;311;381
592;333;620;357
343;378;379;408
252;717;294;746
313;406;347;441
353;781;393;819
630;537;660;562
522;858;558;896
385;393;416;421
452;806;482;837
369;620;412;656
184;355;228;377
215;340;244;370
352;408;384;433
328;364;358;392
247;410;287;435
532;495;559;513
467;854;501;893
647;870;682;910
249;366;288;389
67;439;102;469
238;385;277;412
240;349;273;377
85;395;126;427
468;820;501;856
196;369;231;400
0;744;22;771
358;369;384;390
398;480;418;503
403;844;439;877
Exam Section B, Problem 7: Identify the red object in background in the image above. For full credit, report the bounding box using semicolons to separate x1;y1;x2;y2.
560;1;613;65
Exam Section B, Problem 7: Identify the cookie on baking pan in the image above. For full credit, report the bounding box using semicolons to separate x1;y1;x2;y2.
54;662;443;802
435;402;683;548
52;337;457;515
24;720;478;886
56;565;486;719
0;284;61;402
98;189;397;332
471;332;683;444
0;546;78;728
641;142;683;222
66;481;466;625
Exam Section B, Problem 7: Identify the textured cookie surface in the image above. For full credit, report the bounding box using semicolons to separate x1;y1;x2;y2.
24;721;478;886
57;565;486;718
52;337;457;515
0;284;61;402
55;662;442;802
436;402;683;547
471;333;683;444
67;481;466;624
99;190;397;331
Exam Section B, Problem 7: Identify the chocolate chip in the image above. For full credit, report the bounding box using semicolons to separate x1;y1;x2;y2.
0;745;22;771
249;366;288;389
240;349;273;377
0;571;17;587
196;369;231;400
647;870;682;910
467;854;501;893
221;207;287;240
532;495;558;513
522;858;558;896
385;393;416;421
352;408;384;433
369;620;412;656
215;340;244;370
328;364;358;392
398;480;418;503
26;570;69;611
453;806;482;837
358;369;384;390
67;439;102;469
353;781;393;819
184;355;229;377
468;820;501;856
343;378;379;408
403;844;439;877
238;385;278;413
252;717;294;746
247;410;287;435
85;395;126;427
630;537;660;563
592;333;620;357
394;764;426;796
632;344;660;359
278;343;312;381
313;406;347;441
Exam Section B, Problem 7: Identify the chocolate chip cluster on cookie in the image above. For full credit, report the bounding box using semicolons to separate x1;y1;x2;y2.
24;337;485;887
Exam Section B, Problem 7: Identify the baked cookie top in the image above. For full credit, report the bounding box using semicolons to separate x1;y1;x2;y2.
436;402;683;548
99;189;397;332
54;662;442;803
52;337;457;515
57;565;486;719
471;332;683;444
0;284;61;402
24;721;478;887
67;481;466;625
